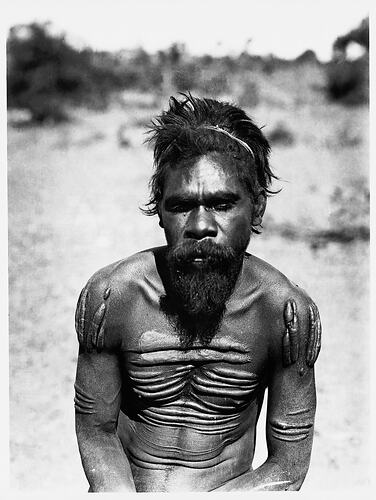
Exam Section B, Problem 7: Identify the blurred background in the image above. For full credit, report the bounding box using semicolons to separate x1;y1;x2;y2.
7;0;370;493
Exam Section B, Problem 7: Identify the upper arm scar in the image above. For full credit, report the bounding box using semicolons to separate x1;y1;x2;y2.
282;299;299;366
306;302;321;367
282;298;321;368
75;285;111;353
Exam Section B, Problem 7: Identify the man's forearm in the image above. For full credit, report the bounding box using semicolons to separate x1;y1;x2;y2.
76;424;136;492
212;459;306;491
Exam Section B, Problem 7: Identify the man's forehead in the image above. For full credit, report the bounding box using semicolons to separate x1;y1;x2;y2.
164;154;243;188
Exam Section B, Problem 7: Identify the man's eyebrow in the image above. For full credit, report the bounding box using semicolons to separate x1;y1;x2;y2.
164;191;241;205
205;192;241;203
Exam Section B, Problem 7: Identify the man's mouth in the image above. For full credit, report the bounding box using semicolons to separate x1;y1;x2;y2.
180;257;205;268
178;255;209;268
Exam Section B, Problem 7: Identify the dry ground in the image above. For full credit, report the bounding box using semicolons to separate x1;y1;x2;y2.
8;90;369;492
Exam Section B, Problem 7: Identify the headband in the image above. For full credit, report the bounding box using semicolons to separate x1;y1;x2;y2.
200;125;255;160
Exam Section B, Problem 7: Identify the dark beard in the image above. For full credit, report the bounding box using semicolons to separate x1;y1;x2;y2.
160;239;244;348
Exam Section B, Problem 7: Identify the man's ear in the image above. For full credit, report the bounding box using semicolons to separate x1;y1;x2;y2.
252;191;267;226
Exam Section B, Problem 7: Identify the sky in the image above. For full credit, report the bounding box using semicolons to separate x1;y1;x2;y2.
4;0;370;61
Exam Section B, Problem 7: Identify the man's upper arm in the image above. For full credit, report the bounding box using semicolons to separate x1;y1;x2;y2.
74;276;122;432
74;275;136;492
266;291;321;486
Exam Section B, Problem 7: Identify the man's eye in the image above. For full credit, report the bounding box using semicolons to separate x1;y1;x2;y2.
213;203;232;211
169;204;190;213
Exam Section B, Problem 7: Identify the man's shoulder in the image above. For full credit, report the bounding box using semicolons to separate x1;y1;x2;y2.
244;253;312;308
75;246;165;352
244;254;321;368
85;246;163;294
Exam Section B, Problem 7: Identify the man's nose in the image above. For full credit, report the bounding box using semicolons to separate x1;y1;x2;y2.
184;206;218;240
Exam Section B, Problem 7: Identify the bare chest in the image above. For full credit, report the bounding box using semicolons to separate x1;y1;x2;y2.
121;329;266;430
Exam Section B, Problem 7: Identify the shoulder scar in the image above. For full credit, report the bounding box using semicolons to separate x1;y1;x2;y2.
75;285;111;353
306;301;322;367
282;299;321;367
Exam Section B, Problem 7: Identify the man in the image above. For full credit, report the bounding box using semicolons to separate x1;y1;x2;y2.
74;94;321;492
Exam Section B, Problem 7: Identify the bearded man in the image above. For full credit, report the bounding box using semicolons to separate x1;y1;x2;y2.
74;94;321;492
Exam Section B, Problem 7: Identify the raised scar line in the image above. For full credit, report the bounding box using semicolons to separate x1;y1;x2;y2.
210;366;257;378
190;391;238;412
270;421;313;431
287;408;311;416
193;377;258;391
202;370;258;384
128;365;193;378
129;372;186;386
128;371;192;383
75;407;96;415
132;377;185;392
143;407;237;422
271;433;309;442
138;350;252;363
133;379;186;399
74;398;95;410
191;383;255;398
192;375;258;392
141;410;237;425
139;413;239;434
74;384;95;403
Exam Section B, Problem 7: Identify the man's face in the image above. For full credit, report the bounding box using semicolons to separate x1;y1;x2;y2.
158;154;264;347
159;154;258;252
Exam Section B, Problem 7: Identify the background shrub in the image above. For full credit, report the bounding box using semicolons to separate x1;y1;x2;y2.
326;57;368;105
326;18;368;105
266;122;294;146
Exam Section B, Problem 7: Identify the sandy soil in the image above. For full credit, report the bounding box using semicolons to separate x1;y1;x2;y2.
8;93;369;492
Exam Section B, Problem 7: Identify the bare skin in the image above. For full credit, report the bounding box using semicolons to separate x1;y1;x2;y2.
74;155;321;492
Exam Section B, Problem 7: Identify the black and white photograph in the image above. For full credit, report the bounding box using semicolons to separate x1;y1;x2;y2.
5;0;372;495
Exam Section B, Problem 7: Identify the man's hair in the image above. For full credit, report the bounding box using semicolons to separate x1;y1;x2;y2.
143;93;277;231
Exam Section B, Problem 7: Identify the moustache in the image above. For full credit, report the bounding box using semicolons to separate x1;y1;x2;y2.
168;240;236;267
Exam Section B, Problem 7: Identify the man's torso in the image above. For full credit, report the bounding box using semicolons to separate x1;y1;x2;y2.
83;247;299;491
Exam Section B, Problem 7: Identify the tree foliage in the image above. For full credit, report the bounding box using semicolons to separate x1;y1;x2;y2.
7;23;123;122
